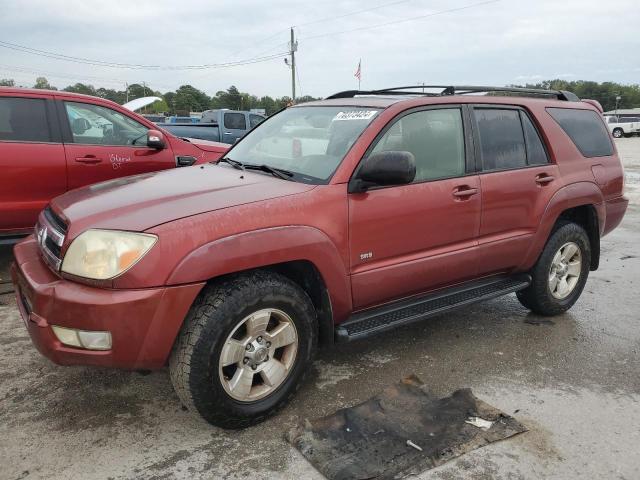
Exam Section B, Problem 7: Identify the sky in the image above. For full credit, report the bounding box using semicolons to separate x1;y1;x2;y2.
0;0;639;99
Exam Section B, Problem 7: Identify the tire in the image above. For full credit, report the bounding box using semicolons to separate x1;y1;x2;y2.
169;271;318;429
517;221;591;316
612;128;624;138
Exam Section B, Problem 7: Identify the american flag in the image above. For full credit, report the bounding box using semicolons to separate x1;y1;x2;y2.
354;59;361;81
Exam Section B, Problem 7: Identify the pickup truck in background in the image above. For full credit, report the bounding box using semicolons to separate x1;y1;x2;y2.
0;87;229;241
604;115;640;138
160;109;266;144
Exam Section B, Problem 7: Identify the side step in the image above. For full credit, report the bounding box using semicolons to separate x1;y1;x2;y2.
335;274;531;342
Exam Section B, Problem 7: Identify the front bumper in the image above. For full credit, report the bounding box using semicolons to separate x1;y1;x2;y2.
11;237;204;369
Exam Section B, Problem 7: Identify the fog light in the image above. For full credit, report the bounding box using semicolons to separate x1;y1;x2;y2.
51;326;112;350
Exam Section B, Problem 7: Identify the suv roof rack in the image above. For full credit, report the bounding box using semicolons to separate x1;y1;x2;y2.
326;85;580;102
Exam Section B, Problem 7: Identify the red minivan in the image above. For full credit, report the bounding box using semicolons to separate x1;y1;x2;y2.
0;87;229;242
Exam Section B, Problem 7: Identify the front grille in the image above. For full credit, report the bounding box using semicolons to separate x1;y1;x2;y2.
43;207;68;234
35;206;67;271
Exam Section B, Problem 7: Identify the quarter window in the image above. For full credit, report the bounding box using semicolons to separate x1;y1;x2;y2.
224;112;247;130
547;108;613;157
520;112;549;165
64;102;148;146
371;108;466;182
474;109;526;171
0;97;51;142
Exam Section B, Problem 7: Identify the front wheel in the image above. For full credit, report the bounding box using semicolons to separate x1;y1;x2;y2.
517;222;591;316
612;128;624;138
169;271;317;429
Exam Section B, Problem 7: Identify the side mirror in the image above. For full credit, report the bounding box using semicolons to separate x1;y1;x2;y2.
147;129;166;149
349;151;416;193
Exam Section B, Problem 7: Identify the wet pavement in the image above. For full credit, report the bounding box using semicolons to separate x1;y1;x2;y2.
1;139;639;480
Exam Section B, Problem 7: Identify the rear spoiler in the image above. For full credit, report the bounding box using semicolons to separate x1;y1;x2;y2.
582;99;604;113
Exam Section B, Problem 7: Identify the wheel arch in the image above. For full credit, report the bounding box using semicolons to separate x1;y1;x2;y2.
521;182;604;271
166;226;351;339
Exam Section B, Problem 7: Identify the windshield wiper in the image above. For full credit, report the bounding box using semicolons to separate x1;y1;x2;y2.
218;157;245;170
244;164;294;180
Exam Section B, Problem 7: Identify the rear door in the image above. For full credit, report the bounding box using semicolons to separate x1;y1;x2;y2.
472;106;559;275
0;93;66;234
57;98;177;189
349;105;481;309
221;111;248;144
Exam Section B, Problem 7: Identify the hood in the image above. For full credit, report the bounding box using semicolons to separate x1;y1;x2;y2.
51;164;315;236
187;138;231;153
122;96;162;112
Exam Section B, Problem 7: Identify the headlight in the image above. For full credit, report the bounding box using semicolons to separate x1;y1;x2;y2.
61;229;157;280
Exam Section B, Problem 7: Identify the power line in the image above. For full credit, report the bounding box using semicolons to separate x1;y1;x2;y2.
0;40;288;70
301;0;500;41
296;0;421;27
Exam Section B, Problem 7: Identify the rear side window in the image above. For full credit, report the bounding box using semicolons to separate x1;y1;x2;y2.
547;108;613;157
0;97;51;142
474;109;526;170
224;113;247;130
520;112;549;165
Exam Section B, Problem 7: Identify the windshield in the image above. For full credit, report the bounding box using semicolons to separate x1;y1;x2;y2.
223;106;381;183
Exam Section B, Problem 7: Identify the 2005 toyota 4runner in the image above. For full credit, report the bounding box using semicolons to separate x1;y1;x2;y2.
12;85;628;429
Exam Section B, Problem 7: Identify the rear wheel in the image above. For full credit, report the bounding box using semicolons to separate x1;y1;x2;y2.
612;128;624;138
169;271;317;429
517;222;591;316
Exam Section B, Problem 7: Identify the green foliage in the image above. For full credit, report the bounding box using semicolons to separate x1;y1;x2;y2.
2;76;321;115
512;80;640;111
0;78;14;86
63;83;97;96
33;77;56;90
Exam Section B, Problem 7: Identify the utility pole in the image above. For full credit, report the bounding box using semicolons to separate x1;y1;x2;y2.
289;27;297;103
125;82;129;103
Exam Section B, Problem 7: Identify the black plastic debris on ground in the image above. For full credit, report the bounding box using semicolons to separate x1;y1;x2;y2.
286;375;526;480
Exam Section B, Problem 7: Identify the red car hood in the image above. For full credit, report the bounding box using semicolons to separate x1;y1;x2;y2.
51;164;315;237
188;138;231;153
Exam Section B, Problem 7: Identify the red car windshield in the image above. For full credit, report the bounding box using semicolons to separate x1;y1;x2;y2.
222;106;381;184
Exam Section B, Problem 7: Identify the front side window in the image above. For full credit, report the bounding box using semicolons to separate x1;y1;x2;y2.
0;97;51;142
224;113;247;130
370;108;465;182
224;106;380;184
474;108;526;171
64;102;148;146
547;107;613;157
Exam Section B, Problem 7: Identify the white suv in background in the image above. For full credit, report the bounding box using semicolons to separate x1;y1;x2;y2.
604;116;640;138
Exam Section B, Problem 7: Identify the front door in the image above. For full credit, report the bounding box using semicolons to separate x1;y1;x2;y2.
349;106;481;310
59;99;176;190
471;106;560;275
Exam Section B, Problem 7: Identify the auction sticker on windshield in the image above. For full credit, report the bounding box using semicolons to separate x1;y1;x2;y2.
334;110;378;121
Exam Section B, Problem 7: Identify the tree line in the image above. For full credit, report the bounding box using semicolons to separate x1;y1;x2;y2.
0;77;318;115
1;76;638;115
511;80;640;112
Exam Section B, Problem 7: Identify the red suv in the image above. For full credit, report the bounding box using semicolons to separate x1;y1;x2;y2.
0;87;229;241
11;86;627;429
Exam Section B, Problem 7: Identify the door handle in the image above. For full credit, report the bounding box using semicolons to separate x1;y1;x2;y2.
452;187;478;198
535;174;555;185
75;156;103;164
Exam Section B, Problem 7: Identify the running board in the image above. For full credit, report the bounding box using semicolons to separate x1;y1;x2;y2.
335;275;531;342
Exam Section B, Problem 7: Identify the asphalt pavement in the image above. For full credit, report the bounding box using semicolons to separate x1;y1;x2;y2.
1;139;639;480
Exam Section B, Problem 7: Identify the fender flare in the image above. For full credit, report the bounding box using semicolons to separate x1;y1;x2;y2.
520;182;604;270
166;226;352;323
